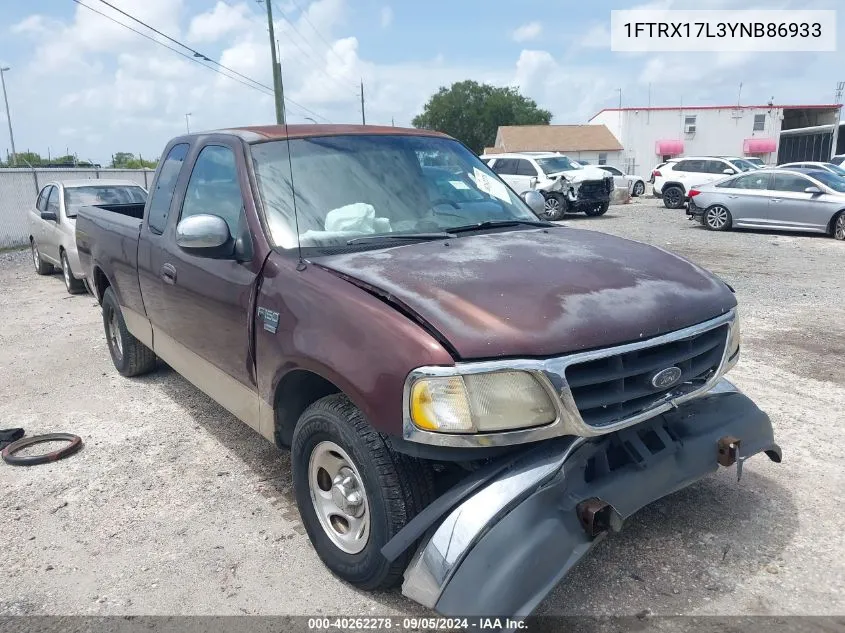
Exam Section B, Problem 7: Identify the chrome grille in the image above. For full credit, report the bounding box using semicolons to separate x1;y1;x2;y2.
564;324;729;428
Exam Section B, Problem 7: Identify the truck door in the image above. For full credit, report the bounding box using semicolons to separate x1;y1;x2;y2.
155;141;260;419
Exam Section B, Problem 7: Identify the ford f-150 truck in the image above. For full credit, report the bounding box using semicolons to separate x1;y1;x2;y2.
76;125;781;618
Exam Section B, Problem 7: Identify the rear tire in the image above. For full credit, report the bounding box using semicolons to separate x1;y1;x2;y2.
585;202;610;217
61;252;86;295
292;393;435;590
704;205;732;231
102;287;157;377
832;212;845;240
31;240;54;275
541;192;567;221
663;186;685;209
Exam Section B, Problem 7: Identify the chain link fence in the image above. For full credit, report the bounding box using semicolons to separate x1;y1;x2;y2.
0;168;154;249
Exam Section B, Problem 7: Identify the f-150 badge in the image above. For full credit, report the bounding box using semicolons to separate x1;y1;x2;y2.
257;307;280;334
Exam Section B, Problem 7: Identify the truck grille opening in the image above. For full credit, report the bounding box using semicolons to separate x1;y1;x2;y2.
579;179;613;198
564;324;728;428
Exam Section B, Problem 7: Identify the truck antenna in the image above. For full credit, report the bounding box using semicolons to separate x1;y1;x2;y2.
279;61;306;271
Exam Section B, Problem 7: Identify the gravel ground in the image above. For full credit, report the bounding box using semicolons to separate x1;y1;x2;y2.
1;200;843;618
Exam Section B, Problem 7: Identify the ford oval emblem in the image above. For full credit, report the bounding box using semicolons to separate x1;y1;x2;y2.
651;366;682;389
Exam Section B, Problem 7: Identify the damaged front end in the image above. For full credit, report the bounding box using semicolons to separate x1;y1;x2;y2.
389;379;781;618
546;173;614;210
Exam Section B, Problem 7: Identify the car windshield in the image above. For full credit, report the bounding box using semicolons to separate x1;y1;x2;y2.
729;158;758;172
63;185;147;217
535;156;581;173
250;134;539;250
807;170;845;193
823;163;845;177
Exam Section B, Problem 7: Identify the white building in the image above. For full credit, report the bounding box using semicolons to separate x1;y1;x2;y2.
589;104;841;172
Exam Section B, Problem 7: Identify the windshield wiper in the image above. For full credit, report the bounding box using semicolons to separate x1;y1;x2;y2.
447;219;552;234
346;232;456;245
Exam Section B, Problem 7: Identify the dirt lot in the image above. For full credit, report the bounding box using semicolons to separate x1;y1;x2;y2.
1;199;843;617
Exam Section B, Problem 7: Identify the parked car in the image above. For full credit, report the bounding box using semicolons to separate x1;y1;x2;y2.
830;154;845;166
686;167;845;239
649;159;677;184
76;125;779;620
654;156;759;209
28;179;148;294
481;152;614;221
594;164;647;197
779;161;845;178
743;157;767;168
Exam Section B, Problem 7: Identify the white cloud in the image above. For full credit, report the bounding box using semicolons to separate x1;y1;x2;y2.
576;23;611;49
512;22;542;43
187;1;252;43
380;6;393;28
11;15;50;35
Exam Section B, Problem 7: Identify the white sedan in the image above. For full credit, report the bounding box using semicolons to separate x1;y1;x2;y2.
592;164;647;197
779;161;845;178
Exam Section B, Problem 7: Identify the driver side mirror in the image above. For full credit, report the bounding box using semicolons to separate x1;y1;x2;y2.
175;214;235;258
520;190;546;216
723;168;735;175
804;186;822;195
40;210;57;222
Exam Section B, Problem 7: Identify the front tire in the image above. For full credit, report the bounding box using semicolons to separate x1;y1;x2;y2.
632;181;645;197
663;186;685;209
292;394;434;590
541;192;567;221
61;251;86;295
704;205;732;231
832;212;845;240
585;202;610;217
31;240;54;276
102;287;157;377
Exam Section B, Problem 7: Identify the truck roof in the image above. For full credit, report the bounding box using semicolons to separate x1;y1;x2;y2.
210;124;451;143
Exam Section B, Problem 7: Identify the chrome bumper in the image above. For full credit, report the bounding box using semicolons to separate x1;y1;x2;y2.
399;379;780;617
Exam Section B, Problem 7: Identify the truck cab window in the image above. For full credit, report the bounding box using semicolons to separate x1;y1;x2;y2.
147;143;190;234
180;145;244;236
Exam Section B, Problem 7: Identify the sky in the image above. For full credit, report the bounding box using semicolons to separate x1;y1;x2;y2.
0;0;842;163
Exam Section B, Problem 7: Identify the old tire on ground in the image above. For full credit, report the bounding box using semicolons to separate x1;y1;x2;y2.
102;287;157;377
541;192;567;221
832;212;845;240
585;202;610;217
31;240;54;275
662;186;685;209
704;205;732;231
632;181;645;197
291;393;435;590
61;251;86;295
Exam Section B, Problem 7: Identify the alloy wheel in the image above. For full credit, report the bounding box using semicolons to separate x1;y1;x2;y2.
62;255;71;290
835;214;845;240
543;196;562;218
308;440;370;554
707;206;729;229
32;243;40;271
108;307;123;360
665;189;682;208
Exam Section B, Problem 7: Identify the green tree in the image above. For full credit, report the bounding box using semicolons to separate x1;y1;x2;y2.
412;80;552;154
111;152;158;169
111;152;136;168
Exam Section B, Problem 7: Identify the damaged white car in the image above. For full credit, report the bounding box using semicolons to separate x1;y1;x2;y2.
482;152;614;221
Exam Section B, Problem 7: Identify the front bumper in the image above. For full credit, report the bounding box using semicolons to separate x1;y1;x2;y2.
399;380;780;617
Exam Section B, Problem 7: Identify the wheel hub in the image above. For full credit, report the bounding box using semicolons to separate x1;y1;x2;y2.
330;467;365;517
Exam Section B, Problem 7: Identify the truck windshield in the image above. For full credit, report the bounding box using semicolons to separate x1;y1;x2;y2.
250;135;539;250
64;185;147;217
535;156;581;173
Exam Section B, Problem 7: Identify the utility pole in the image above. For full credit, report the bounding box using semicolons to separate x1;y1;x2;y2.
0;67;17;166
832;81;844;160
262;0;284;124
360;78;366;125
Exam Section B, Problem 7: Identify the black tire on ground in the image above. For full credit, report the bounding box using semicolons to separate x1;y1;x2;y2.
61;251;87;295
703;205;732;231
291;393;435;590
31;240;54;275
101;287;157;377
632;181;645;197
541;192;567;221
585;202;610;217
831;212;845;241
662;186;685;209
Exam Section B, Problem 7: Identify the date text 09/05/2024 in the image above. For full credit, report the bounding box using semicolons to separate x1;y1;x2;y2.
623;21;822;38
307;618;527;630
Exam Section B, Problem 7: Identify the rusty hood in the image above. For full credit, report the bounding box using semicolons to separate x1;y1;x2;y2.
314;228;736;359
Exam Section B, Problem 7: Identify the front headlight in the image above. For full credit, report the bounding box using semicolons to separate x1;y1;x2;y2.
409;371;557;433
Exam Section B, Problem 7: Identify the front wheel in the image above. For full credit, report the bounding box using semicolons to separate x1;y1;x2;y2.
61;252;86;295
832;212;845;240
663;186;685;209
585;202;610;217
541;192;567;221
704;205;732;231
292;394;434;590
632;181;645;197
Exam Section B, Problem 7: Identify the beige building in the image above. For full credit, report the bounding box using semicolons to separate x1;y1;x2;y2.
484;124;624;166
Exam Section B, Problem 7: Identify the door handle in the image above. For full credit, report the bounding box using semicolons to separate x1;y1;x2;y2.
160;263;177;285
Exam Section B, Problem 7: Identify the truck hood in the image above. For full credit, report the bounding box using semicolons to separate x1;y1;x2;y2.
548;166;611;183
314;228;736;359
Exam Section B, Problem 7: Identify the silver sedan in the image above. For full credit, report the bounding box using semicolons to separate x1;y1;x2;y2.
686;168;845;240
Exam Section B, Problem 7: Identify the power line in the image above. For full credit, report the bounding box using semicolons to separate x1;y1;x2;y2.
72;0;331;122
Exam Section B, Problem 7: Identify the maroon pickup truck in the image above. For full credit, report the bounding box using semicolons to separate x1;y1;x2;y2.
76;125;780;618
